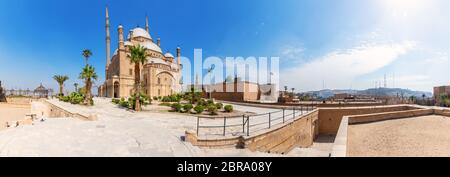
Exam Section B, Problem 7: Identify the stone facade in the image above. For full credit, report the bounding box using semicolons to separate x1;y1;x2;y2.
196;79;279;103
98;7;182;98
433;85;450;105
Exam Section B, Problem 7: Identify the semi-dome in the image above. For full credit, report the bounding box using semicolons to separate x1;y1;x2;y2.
127;27;152;40
164;52;174;58
141;41;162;53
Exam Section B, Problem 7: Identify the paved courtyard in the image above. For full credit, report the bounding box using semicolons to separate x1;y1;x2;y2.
0;98;331;157
348;115;450;157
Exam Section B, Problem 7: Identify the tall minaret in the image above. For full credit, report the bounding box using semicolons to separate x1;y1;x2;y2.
105;6;111;76
145;15;149;33
177;47;181;65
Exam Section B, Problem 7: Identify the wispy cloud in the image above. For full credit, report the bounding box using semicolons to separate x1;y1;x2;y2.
280;41;416;91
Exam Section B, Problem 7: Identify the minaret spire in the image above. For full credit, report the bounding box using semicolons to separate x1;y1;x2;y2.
105;6;111;76
145;15;149;33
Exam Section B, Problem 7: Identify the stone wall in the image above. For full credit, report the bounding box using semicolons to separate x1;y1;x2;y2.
331;108;435;157
318;105;419;135
31;101;96;121
186;110;319;154
245;110;319;154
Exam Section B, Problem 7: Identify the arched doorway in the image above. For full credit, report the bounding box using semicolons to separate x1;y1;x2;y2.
113;81;120;98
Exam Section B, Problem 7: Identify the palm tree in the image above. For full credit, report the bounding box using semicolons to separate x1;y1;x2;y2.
82;49;93;65
74;83;79;93
79;65;98;105
53;75;69;96
128;45;149;111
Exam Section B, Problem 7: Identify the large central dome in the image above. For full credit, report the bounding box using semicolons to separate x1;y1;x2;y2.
127;27;152;40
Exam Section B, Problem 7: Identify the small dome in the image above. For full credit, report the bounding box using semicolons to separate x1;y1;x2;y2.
127;28;152;40
164;52;174;58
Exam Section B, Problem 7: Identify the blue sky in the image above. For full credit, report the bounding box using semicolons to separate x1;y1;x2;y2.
0;0;449;93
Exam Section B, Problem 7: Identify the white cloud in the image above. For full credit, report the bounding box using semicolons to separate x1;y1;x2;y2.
280;45;305;61
280;41;416;91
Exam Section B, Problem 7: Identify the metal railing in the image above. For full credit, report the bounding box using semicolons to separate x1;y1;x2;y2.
196;105;317;137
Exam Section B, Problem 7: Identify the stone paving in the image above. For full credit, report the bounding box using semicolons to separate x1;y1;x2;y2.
0;98;329;157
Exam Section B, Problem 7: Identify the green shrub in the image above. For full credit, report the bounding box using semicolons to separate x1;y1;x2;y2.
224;105;234;113
68;92;84;104
153;96;159;101
112;98;120;104
128;94;151;110
215;103;224;110
60;96;70;102
171;103;182;112
207;99;214;105
194;105;205;114
197;99;207;106
119;100;129;108
207;105;218;115
161;96;171;102
183;104;194;113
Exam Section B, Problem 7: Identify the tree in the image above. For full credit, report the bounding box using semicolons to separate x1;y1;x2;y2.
128;45;149;111
291;88;296;98
79;65;98;106
82;49;93;65
284;86;288;92
74;83;79;93
53;75;69;96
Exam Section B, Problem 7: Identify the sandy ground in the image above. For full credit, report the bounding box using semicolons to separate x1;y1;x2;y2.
0;104;30;130
348;115;450;157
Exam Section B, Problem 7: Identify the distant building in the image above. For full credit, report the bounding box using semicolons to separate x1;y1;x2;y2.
433;85;450;106
190;78;279;103
33;83;49;98
334;93;354;100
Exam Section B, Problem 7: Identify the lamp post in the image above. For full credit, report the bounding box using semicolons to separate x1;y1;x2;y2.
207;65;215;100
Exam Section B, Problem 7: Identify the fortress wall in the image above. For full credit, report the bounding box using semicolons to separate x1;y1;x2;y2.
31;101;96;121
318;105;419;135
331;108;435;157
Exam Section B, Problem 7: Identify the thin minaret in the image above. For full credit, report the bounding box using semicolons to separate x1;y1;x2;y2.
105;6;111;74
145;15;149;33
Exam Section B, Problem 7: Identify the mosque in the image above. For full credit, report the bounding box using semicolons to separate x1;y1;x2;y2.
98;7;183;98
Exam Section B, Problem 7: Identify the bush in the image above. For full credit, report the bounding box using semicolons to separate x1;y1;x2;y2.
183;104;194;113
68;92;84;104
224;105;234;113
128;94;152;110
171;103;182;112
215;103;224;110
153;96;159;101
194;105;205;114
207;105;218;115
119;100;129;108
207;99;214;105
112;98;120;104
197;99;207;106
161;94;181;103
59;92;85;105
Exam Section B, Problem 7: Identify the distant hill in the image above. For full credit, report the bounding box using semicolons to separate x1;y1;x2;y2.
304;88;432;99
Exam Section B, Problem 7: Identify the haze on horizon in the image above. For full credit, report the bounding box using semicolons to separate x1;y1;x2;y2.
0;0;449;93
